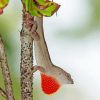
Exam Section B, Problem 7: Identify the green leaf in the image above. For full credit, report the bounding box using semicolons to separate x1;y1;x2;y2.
35;0;46;5
0;0;9;14
22;0;60;17
39;2;60;16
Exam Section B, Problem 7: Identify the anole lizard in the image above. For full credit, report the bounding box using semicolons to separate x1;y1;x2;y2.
26;16;74;95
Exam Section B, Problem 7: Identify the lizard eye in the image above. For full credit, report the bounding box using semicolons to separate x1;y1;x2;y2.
66;73;71;78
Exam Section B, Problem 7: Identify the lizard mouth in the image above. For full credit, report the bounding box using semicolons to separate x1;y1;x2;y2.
68;79;74;84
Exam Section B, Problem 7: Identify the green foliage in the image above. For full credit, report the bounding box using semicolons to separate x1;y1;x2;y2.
0;0;9;8
22;0;60;17
0;0;9;14
0;0;60;17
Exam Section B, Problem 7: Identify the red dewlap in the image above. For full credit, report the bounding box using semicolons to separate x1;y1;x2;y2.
41;73;61;95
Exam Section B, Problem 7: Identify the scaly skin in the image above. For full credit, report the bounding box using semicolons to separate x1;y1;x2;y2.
27;16;74;94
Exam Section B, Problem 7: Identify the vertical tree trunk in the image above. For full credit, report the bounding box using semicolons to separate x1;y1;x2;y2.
20;10;34;100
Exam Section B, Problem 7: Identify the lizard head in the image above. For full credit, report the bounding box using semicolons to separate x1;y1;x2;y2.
40;69;74;95
35;66;74;95
50;65;74;85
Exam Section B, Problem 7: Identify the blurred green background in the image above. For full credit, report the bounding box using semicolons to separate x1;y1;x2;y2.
0;0;100;100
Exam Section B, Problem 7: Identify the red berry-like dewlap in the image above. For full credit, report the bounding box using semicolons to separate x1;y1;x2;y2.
41;73;61;95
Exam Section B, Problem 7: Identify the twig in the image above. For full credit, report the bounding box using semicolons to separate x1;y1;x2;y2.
0;36;15;100
20;10;34;100
0;87;6;98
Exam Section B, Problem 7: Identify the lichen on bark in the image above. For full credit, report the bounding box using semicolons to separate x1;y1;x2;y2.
20;10;34;100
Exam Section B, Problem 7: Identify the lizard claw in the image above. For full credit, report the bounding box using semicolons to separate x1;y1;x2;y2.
30;21;40;40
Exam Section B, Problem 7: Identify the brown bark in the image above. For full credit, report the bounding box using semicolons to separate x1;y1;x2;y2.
0;87;6;98
20;10;34;100
0;36;15;100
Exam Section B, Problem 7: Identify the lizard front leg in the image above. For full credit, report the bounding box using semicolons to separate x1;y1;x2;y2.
33;65;46;73
30;21;40;41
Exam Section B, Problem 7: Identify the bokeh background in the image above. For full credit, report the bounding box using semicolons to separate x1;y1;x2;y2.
0;0;100;100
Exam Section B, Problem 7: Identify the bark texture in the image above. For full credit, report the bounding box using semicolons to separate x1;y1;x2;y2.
0;87;6;98
0;36;15;100
20;10;34;100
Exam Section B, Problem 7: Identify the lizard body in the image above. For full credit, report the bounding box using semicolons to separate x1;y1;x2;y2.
26;16;74;94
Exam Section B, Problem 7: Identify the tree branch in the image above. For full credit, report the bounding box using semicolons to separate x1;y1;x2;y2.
0;36;15;100
20;10;34;100
0;87;6;98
